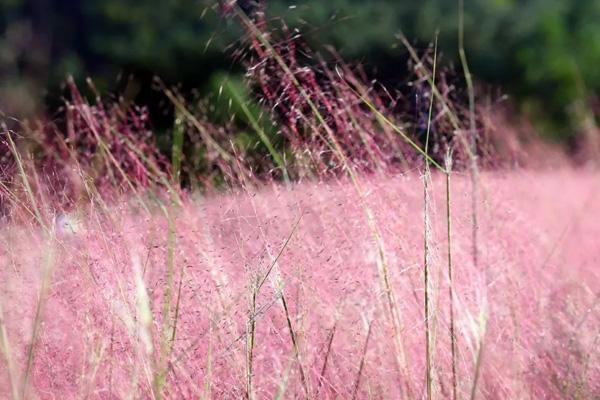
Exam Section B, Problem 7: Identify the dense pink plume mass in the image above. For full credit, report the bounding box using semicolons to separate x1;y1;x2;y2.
0;169;598;399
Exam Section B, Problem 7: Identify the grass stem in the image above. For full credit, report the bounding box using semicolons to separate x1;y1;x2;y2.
423;34;438;400
445;151;458;400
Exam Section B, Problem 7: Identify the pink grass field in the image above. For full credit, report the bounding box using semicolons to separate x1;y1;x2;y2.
0;168;599;399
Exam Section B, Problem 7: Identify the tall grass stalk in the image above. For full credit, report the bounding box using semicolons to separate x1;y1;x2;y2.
246;278;258;400
445;150;458;400
458;3;486;397
316;322;337;395
458;0;479;274
351;319;373;400
170;268;185;350
423;34;438;400
280;289;310;398
395;34;474;163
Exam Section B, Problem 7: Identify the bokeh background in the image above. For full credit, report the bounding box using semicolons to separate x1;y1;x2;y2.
1;0;599;143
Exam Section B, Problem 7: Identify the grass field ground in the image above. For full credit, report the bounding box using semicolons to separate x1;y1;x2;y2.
0;167;598;399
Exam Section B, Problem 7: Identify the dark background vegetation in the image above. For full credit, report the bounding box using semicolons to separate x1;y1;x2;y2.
1;0;599;142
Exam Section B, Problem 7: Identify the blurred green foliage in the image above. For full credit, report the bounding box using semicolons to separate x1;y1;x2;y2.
1;0;599;139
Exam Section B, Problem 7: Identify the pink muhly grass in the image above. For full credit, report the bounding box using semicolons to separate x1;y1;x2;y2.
0;170;598;398
0;8;598;399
